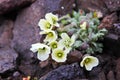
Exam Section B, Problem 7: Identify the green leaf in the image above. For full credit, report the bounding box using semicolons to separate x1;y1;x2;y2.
73;40;82;48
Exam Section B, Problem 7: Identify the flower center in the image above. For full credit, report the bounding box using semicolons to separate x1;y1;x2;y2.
48;32;53;37
57;52;63;58
38;47;46;53
84;58;90;64
64;39;71;47
52;44;57;48
52;18;56;24
46;23;51;29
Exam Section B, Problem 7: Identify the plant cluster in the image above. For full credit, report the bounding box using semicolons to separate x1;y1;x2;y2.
30;11;107;71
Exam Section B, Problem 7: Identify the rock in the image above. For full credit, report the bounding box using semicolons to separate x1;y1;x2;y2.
107;71;115;80
39;63;85;80
76;0;109;16
98;71;106;80
88;66;102;80
0;0;36;15
39;60;49;68
113;23;120;35
115;58;120;80
105;33;119;41
88;54;115;80
67;50;83;63
89;71;106;80
103;33;120;57
0;47;18;73
104;0;120;12
95;54;111;67
12;0;75;76
0;20;13;48
13;71;20;77
98;12;118;29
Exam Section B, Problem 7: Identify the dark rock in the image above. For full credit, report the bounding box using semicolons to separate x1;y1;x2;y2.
88;66;102;80
89;71;106;80
104;0;120;12
98;12;118;29
0;0;36;15
12;0;75;76
97;54;112;66
0;47;18;73
115;58;120;80
103;33;120;57
98;71;106;80
76;0;109;16
0;20;13;48
113;23;120;35
88;54;115;80
39;63;85;80
73;79;89;80
107;71;115;80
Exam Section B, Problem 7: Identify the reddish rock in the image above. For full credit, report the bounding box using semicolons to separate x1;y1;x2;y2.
107;71;115;80
98;13;118;29
39;60;49;68
76;0;109;16
0;0;36;15
67;50;83;63
12;0;75;76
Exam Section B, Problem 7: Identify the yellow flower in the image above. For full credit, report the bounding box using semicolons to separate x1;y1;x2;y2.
38;19;53;31
59;33;76;53
49;41;58;50
45;13;59;27
51;48;67;62
80;22;87;30
40;30;58;43
80;55;99;71
30;43;51;61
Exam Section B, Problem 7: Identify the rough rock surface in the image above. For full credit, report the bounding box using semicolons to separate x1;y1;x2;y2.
115;58;120;80
12;0;75;77
0;0;36;15
98;12;118;29
0;0;120;80
0;47;18;73
67;50;83;63
107;71;116;80
0;19;13;48
39;63;84;80
76;0;120;15
76;0;109;16
104;0;120;12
